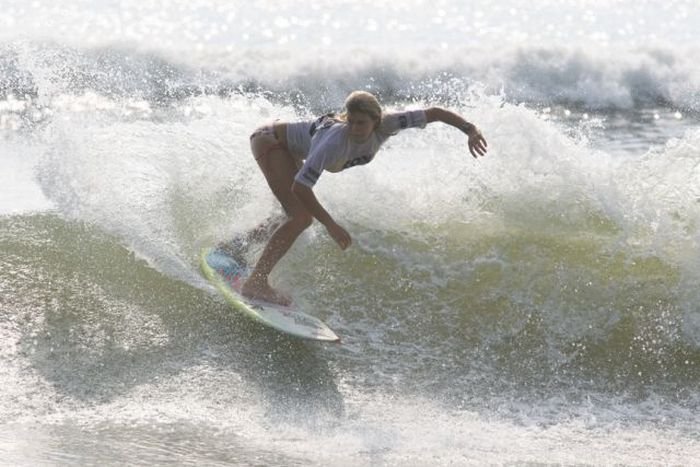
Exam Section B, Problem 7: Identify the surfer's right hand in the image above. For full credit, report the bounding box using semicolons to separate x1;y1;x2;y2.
326;221;352;250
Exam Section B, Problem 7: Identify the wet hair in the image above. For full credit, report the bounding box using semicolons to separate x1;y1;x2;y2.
341;91;382;128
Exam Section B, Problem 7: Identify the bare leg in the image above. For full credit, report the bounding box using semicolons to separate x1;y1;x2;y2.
245;213;286;243
240;138;312;306
241;215;311;305
217;213;285;265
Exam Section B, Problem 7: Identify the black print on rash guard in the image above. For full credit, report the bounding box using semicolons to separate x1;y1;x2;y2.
342;155;373;169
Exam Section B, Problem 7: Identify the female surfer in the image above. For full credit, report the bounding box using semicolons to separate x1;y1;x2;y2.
240;90;488;305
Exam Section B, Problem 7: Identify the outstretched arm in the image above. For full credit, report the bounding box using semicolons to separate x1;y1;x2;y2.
424;107;488;158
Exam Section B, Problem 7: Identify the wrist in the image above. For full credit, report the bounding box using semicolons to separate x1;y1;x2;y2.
319;214;335;228
460;122;477;135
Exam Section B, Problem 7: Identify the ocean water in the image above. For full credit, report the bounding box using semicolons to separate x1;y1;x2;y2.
1;1;699;465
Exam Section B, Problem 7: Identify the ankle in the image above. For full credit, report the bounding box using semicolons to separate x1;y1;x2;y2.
244;272;266;287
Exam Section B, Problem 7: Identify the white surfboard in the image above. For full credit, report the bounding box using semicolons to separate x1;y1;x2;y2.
199;247;340;342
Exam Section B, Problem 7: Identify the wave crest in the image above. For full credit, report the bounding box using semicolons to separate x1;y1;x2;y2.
2;41;700;113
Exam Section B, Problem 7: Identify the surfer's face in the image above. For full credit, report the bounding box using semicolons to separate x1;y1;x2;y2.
347;111;376;143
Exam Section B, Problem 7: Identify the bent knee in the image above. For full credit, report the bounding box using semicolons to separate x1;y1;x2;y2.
289;212;313;231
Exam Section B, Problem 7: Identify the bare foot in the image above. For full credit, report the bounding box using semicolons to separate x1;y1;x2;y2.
240;278;292;307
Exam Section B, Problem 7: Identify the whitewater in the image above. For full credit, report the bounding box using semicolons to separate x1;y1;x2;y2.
1;1;699;465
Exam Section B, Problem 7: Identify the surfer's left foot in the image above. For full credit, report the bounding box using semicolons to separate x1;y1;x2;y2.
241;278;292;307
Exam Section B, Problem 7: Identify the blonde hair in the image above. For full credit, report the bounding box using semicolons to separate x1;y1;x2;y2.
341;90;382;128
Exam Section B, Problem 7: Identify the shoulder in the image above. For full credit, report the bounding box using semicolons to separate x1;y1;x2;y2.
310;114;345;137
309;122;347;153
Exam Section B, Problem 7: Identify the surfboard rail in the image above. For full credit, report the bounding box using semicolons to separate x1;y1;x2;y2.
199;247;340;342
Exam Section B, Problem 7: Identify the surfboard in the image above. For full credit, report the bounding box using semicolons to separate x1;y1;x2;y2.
199;247;340;342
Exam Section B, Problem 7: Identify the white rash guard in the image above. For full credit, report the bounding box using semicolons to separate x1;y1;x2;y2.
286;109;428;188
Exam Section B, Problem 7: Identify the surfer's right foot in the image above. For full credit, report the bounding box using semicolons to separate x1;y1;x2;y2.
240;279;291;307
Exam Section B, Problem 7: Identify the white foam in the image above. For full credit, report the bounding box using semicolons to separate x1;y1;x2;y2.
3;1;700;111
8;382;698;466
0;139;52;215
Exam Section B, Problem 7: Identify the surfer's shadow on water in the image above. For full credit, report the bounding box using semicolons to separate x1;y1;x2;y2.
233;327;346;425
199;294;347;425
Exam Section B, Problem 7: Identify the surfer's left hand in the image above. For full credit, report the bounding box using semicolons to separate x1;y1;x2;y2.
467;129;488;158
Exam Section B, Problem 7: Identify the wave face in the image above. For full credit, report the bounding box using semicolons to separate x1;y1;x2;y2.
2;86;699;463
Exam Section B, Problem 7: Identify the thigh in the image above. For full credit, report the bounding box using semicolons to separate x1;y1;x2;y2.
254;146;308;218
